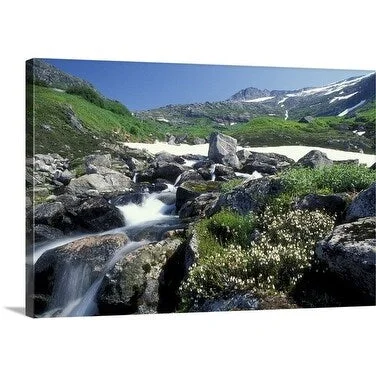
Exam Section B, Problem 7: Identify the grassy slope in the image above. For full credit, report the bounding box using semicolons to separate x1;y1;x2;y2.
26;84;170;158
27;83;375;159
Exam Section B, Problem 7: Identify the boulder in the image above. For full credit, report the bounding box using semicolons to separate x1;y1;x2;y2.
71;197;125;232
153;162;186;183
54;169;74;185
66;173;132;197
294;193;347;216
179;192;220;219
175;170;204;186
176;181;221;211
241;152;294;175
84;154;111;174
33;233;129;315
214;164;237;181
155;152;185;165
34;224;64;242
97;238;184;315
214;177;283;215
193;137;206;145
34;202;66;227
315;217;376;301
296;150;333;169
345;182;376;222
208;133;240;169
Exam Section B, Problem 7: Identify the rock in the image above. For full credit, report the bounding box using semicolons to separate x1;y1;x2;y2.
296;150;333;169
192;293;260;312
175;170;204;186
34;202;66;227
294;193;347;216
64;105;86;132
208;133;240;169
176;181;221;211
241;152;294;175
299;116;315;123
97;238;184;315
345;182;376;222
315;217;376;301
236;149;251;165
153;162;186;183
370;162;376;170
155;152;185;165
84;154;112;174
214;177;283;215
214;164;237;181
45;195;57;202
66;173;132;197
167;135;176;145
54;169;74;185
71;197;125;232
193;137;206;145
34;224;64;242
179;192;220;219
34;233;129;315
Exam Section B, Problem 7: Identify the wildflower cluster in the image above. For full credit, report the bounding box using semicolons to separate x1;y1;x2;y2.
180;208;335;309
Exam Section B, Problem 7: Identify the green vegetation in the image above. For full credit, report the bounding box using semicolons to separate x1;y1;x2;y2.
220;178;244;193
180;163;374;310
26;84;171;158
180;207;335;309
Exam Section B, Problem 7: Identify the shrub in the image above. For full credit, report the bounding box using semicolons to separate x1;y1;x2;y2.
180;208;335;309
66;85;104;108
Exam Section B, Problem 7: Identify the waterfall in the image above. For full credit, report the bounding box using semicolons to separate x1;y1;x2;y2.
117;193;176;226
174;173;182;186
210;164;217;181
132;172;139;183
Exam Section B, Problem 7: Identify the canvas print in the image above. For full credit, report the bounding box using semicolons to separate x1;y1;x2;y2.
26;58;376;318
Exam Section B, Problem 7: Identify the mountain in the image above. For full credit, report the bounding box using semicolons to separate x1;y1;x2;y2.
137;73;375;125
26;59;96;91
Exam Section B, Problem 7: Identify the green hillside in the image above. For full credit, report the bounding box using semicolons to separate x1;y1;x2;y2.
26;84;170;158
26;82;375;159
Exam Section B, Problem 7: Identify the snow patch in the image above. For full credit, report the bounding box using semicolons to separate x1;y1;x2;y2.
329;92;358;104
156;118;170;123
278;97;287;104
243;96;275;103
337;100;366;117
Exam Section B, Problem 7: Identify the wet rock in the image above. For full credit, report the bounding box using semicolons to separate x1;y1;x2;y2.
315;217;376;302
345;182;376;222
153;162;186;183
34;202;66;228
34;224;64;242
296;150;333;169
34;233;129;315
97;238;184;315
175;170;204;186
72;197;125;232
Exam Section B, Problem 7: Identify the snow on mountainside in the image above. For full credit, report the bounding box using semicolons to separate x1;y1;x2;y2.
137;72;375;125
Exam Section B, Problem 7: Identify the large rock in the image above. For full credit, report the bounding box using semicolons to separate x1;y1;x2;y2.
345;182;376;222
176;181;221;211
34;202;66;228
214;177;283;215
153;162;186;183
315;217;376;302
97;238;184;315
175;170;204;186
178;192;220;219
66;173;132;197
84;154;112;174
241;152;294;175
34;224;64;242
33;233;129;315
296;150;333;169
214;164;237;182
208;133;240;169
294;193;347;216
71;197;125;232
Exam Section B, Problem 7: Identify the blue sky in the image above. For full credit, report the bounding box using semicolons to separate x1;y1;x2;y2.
45;58;372;111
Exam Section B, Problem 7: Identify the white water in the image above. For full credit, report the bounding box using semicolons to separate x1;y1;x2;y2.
235;171;263;180
117;193;175;227
210;164;217;181
44;240;149;317
132;172;138;183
